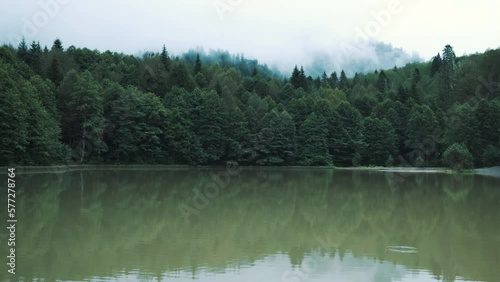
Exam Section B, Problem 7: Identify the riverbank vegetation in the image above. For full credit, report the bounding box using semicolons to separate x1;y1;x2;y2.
1;40;499;168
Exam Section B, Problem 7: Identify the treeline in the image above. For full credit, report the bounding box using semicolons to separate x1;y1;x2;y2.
0;39;499;167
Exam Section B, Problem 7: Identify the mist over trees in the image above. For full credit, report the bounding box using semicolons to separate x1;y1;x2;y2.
1;39;499;168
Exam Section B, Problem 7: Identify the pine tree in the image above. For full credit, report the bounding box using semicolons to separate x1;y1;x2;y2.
321;71;328;87
330;71;338;89
17;38;29;63
431;53;443;77
290;66;301;89
338;70;349;90
439;45;457;109
252;67;258;77
52;39;63;52
160;45;171;70
352;72;361;86
194;53;202;74
28;41;42;74
376;70;388;93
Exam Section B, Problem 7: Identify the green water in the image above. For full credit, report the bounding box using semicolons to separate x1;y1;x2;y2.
2;168;500;282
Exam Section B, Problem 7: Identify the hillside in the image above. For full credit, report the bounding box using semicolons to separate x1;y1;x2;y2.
1;39;499;167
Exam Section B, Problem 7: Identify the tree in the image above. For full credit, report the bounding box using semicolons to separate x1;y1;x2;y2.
252;67;258;77
321;71;329;87
61;71;106;162
193;90;226;164
48;58;63;86
170;62;195;92
405;105;441;166
224;106;249;160
297;113;332;166
0;61;64;165
330;71;338;89
102;82;170;163
17;37;29;63
439;45;457;109
352;72;361;86
473;99;500;164
483;146;500;167
443;143;473;170
329;101;365;166
0;63;28;164
194;53;202;74
376;70;388;93
431;53;442;77
242;109;296;165
290;66;307;90
338;70;349;90
52;39;63;52
362;117;397;166
28;41;42;74
160;44;171;70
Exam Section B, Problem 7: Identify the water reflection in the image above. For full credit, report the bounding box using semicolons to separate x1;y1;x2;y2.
1;168;499;282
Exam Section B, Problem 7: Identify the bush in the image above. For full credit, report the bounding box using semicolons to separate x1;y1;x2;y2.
415;155;425;168
443;143;474;170
483;146;500;167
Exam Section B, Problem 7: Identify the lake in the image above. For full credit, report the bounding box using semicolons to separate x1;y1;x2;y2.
2;167;499;282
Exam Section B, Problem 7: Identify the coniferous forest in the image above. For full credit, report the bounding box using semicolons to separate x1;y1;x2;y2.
1;39;499;168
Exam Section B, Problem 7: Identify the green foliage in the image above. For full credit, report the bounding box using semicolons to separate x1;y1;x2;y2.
329;101;365;166
443;143;474;170
405;104;441;166
362;117;397;166
1;41;499;167
482;146;500;167
297;113;332;166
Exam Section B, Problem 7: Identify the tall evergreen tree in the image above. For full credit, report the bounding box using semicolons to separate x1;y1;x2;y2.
338;70;349;90
376;70;388;93
160;44;171;70
431;53;442;77
28;41;42;74
17;37;29;63
52;39;63;52
330;71;338;89
194;53;202;74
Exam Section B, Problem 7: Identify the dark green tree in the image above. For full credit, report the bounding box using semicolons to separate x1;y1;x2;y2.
443;143;473;169
297;113;331;166
376;70;388;93
194;53;202;74
362;117;397;166
52;39;63;52
330;71;338;89
160;44;171;70
431;53;442;77
17;37;29;63
338;70;349;90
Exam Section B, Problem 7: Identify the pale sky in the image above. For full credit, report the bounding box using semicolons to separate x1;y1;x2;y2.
1;0;499;74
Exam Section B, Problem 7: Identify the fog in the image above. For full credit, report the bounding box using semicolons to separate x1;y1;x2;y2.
1;0;498;76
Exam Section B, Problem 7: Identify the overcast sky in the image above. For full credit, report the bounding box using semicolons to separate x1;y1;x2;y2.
1;0;499;73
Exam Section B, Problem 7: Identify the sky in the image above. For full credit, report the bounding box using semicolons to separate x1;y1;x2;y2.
1;0;499;74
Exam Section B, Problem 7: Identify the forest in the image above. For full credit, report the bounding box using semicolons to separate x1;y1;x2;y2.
0;39;499;168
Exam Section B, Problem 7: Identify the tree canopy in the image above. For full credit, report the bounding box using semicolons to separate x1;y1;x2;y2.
1;40;499;168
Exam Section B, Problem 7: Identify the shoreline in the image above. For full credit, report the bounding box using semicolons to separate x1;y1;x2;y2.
1;165;499;178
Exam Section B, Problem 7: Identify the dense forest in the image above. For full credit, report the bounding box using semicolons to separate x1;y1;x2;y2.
0;39;499;168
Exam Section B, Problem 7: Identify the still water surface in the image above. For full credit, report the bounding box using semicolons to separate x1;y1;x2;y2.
2;168;500;282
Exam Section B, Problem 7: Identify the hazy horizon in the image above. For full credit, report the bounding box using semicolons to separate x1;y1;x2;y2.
1;0;499;75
